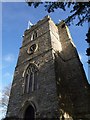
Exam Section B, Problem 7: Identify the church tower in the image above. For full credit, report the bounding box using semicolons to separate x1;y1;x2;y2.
6;16;90;120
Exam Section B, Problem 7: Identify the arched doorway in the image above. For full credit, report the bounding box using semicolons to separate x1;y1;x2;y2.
24;105;35;120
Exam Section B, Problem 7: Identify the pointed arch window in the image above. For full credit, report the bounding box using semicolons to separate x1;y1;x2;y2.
24;64;38;93
33;31;37;39
31;31;37;41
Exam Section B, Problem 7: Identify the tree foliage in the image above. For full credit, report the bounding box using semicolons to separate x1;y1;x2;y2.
86;27;90;64
27;2;90;26
0;84;11;118
86;28;90;44
26;1;90;63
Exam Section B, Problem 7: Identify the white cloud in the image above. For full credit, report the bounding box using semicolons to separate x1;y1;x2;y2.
0;91;2;98
3;54;15;62
3;72;11;78
2;72;13;83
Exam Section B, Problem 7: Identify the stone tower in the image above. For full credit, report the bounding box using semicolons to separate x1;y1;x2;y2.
6;16;90;120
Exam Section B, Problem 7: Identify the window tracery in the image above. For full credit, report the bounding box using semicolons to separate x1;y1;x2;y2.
24;64;38;93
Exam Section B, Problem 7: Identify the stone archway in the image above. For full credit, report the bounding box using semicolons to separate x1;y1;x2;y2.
24;105;35;120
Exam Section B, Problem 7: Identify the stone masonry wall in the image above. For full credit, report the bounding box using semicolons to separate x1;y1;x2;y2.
56;21;90;119
6;15;90;120
6;16;60;119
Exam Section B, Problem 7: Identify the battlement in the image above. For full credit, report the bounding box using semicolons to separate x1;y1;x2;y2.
24;15;51;35
6;15;90;120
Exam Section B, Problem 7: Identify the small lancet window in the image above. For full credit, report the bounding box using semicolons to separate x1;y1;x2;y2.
31;31;37;41
24;64;38;93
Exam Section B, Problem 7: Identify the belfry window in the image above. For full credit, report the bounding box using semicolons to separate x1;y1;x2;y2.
31;31;37;41
24;64;38;93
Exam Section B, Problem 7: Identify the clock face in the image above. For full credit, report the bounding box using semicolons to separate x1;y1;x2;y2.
27;44;37;54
